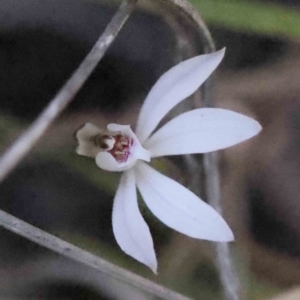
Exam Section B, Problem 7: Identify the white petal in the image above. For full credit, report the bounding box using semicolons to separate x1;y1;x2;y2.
112;170;157;273
144;108;262;158
135;49;225;144
135;162;234;242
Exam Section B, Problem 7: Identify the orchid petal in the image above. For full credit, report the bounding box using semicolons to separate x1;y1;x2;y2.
135;49;225;144
112;170;157;273
144;108;262;158
135;162;234;242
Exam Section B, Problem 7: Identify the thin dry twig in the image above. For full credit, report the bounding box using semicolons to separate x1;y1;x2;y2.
0;0;137;183
0;209;191;300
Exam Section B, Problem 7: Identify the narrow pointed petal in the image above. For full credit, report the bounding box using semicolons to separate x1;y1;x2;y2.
112;170;157;273
144;108;262;158
135;162;234;242
135;49;225;144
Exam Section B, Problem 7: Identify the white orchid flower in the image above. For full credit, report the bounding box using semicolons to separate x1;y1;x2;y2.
75;49;262;273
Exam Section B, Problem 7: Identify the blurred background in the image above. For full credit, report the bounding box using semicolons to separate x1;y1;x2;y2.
0;0;299;299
